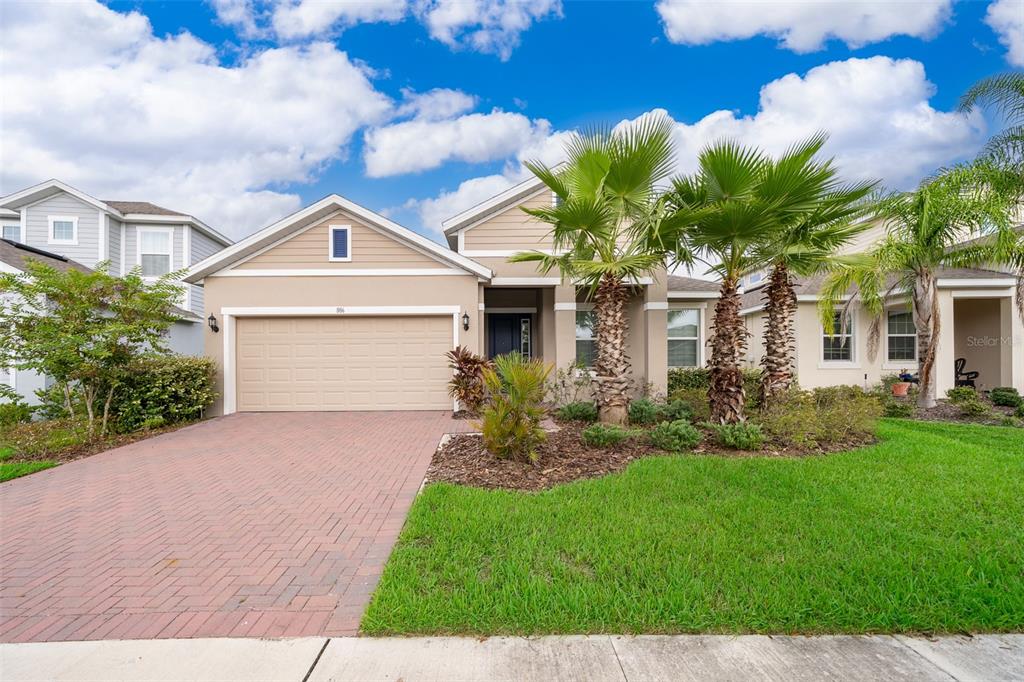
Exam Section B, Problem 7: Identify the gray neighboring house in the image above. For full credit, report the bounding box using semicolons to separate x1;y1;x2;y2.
0;179;232;405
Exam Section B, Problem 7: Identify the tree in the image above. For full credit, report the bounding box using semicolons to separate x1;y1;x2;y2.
819;161;1022;409
509;114;686;424
750;135;877;404
0;260;184;436
959;72;1024;166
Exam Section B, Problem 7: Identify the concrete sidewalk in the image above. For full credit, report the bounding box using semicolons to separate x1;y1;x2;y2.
1;634;1021;681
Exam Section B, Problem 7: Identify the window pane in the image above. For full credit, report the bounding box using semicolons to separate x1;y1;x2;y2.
52;220;74;241
141;253;170;277
668;339;698;367
140;230;170;253
823;336;852;361
576;340;596;367
888;336;916;361
575;310;595;340
2;224;19;241
667;309;699;338
575;310;596;366
887;311;915;335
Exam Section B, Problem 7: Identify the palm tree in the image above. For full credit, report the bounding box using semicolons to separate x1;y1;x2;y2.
750;135;877;404
819;161;1021;409
959;72;1024;165
510;114;686;425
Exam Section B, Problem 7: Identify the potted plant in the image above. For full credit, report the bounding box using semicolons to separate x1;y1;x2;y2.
892;371;912;397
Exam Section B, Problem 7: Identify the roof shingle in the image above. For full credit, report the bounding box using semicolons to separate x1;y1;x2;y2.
103;201;184;216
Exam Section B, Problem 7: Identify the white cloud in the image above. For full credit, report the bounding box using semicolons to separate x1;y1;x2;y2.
1;0;392;238
656;0;952;52
986;0;1024;66
210;0;559;59
272;0;408;40
363;110;552;177
408;56;984;233
395;88;477;120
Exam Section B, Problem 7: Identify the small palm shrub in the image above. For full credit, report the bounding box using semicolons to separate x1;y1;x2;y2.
990;387;1022;407
705;422;764;450
478;353;551;463
446;346;493;414
557;401;599;423
628;398;662;425
946;386;977;405
581;424;633;448
649;420;701;452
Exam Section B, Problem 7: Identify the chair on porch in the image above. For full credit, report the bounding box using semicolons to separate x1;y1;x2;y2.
954;357;979;388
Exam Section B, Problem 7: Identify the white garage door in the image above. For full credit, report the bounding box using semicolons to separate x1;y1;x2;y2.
235;316;453;411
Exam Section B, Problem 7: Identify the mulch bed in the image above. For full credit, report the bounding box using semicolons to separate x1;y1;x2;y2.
912;401;1018;426
426;422;664;491
2;420;202;466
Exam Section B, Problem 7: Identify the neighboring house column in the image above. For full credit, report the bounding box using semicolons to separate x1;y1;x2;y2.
553;283;576;372
644;275;668;397
1000;295;1024;391
935;290;956;397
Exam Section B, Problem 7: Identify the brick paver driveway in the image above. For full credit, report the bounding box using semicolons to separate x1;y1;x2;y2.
0;412;472;643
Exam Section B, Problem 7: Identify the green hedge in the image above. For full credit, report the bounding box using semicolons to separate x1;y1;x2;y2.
668;367;764;408
109;355;218;433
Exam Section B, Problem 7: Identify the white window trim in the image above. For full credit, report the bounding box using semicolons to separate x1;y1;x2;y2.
1;222;21;242
883;309;917;368
48;215;79;245
136;226;175;280
328;225;352;262
668;306;703;368
819;311;859;368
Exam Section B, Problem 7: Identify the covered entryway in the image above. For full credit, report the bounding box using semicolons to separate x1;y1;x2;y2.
235;315;453;411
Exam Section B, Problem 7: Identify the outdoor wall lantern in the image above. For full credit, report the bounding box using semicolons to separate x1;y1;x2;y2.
462;312;470;331
208;314;220;333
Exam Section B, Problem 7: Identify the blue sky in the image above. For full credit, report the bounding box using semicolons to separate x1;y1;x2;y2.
2;0;1021;240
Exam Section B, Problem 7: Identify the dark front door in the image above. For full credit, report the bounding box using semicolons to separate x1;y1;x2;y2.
488;314;530;358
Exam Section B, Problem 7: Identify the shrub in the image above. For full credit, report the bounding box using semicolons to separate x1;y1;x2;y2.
649;420;701;452
960;398;990;418
446;346;493;414
999;416;1020;428
478;353;551;463
990;387;1022;407
704;422;765;451
0;385;33;427
628;398;662;425
110;355;217;433
660;399;692;423
547;362;592;407
759;390;818;449
668;387;711;423
2;419;90;457
883;398;915;418
556;401;599;423
1016;403;1024;419
946;386;977;405
581;424;633;448
667;367;763;409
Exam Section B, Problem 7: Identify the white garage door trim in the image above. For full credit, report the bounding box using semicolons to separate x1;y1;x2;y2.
221;305;461;414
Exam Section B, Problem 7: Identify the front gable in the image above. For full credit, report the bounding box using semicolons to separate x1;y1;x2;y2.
234;211;440;270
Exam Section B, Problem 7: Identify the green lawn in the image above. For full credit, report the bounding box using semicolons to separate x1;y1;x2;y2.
362;419;1024;635
0;446;56;483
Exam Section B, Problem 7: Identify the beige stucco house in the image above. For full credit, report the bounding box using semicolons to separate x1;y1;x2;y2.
185;175;719;415
739;220;1024;395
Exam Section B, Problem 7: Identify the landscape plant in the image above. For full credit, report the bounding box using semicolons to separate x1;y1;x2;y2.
648;420;701;452
556;401;599;423
946;387;978;405
581;423;634;448
627;398;662;425
0;260;184;437
510;114;697;424
820;161;1023;409
446;346;493;414
478;353;551;463
989;387;1022;408
108;355;217;433
705;421;765;450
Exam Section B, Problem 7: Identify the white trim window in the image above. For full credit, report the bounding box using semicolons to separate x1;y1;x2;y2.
328;225;352;262
2;223;20;242
575;309;597;367
822;312;855;362
668;308;700;367
138;227;174;278
48;215;78;245
886;310;917;362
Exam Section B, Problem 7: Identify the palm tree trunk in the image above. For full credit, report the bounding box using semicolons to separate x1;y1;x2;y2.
760;262;797;405
709;275;747;424
593;273;631;425
912;271;940;409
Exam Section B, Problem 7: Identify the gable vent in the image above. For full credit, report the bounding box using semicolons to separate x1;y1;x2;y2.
330;226;350;261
